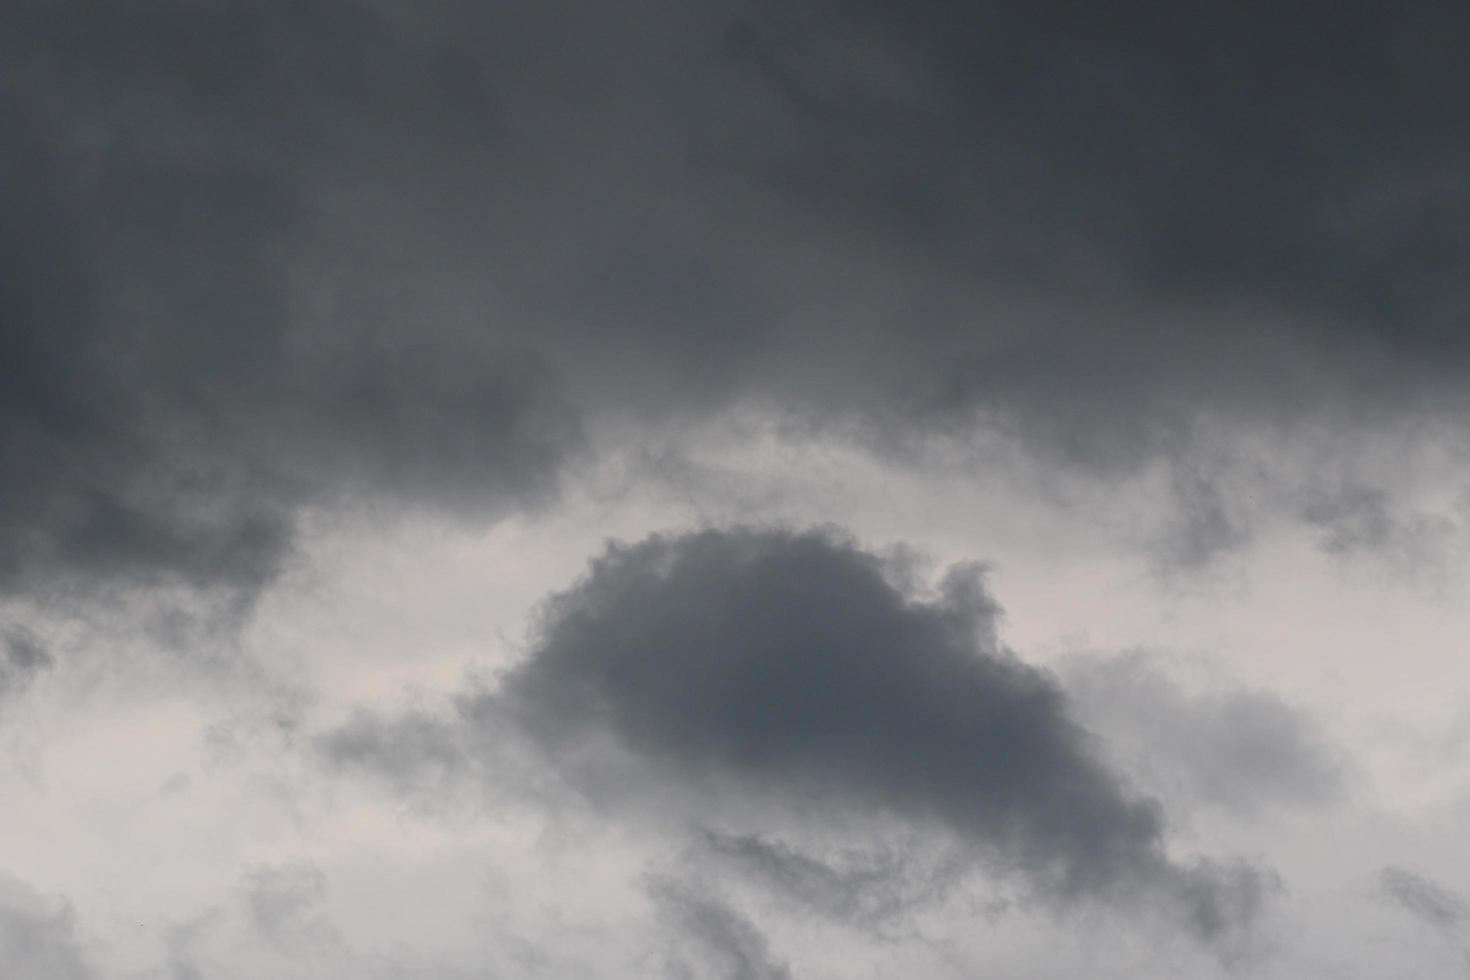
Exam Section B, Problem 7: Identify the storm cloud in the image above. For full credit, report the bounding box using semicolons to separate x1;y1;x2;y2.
327;527;1274;945
6;0;1470;609
1;1;578;606
6;3;1470;976
502;530;1157;892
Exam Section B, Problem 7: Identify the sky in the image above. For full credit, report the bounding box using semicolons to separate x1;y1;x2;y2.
3;2;1470;977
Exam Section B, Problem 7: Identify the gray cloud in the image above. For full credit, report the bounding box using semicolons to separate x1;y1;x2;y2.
1062;653;1347;818
659;2;1470;447
648;876;794;980
697;828;966;931
6;0;1470;610
1299;483;1468;579
504;530;1166;900
325;527;1273;946
1151;465;1255;573
1;627;53;700
158;860;497;980
243;862;338;952
1380;866;1467;936
721;2;1470;344
320;706;472;803
1;1;579;609
0;874;96;980
4;7;1468;975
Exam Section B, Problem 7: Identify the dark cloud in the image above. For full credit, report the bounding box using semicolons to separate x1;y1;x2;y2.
601;0;1470;455
6;0;1470;607
1063;653;1347;818
325;527;1273;946
1;627;53;699
721;2;1470;341
1380;866;1467;936
158;860;495;980
1;1;578;608
503;530;1186;905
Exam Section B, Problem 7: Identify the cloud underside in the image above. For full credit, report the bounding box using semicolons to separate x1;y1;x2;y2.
327;527;1273;946
4;1;1470;601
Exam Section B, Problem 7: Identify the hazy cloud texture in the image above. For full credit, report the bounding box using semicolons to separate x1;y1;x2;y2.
1064;653;1347;817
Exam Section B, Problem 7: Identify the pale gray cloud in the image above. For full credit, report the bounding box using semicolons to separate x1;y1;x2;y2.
1380;866;1467;936
0;874;96;980
1063;653;1347;818
649;877;794;980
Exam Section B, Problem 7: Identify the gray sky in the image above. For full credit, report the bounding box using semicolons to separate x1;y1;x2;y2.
4;2;1470;977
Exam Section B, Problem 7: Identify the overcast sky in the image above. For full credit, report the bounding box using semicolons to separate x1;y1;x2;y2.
4;2;1470;978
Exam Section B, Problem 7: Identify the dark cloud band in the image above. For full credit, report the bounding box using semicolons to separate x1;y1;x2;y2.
6;1;1470;604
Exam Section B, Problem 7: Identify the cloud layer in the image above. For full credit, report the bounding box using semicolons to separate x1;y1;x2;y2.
2;1;579;605
7;1;1470;606
5;4;1470;977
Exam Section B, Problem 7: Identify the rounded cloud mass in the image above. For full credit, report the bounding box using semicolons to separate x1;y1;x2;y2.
4;2;1469;978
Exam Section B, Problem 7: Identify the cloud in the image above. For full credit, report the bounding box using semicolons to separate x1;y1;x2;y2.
649;876;795;980
1062;653;1347;818
324;526;1273;947
1;627;53;700
0;874;96;980
243;862;339;952
1;1;579;610
1298;483;1468;580
159;860;491;980
697;828;967;930
720;3;1470;342
10;6;1469;977
660;2;1470;458
7;0;1470;612
1380;866;1467;935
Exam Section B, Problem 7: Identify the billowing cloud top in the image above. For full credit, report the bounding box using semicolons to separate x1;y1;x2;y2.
506;530;1157;890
